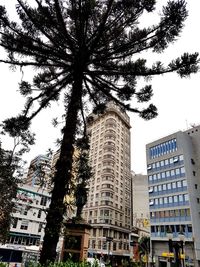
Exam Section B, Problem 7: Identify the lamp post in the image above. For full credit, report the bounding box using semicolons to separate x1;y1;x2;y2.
167;232;173;267
106;236;113;264
178;232;185;267
167;232;185;267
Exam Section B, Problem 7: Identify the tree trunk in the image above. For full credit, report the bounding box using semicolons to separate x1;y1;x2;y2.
39;77;82;265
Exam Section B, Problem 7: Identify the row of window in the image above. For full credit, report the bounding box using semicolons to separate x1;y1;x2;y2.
149;193;189;206
16;191;50;206
149;179;187;194
8;234;40;246
149;138;177;159
89;240;129;251
151;224;192;234
90;229;129;240
150;208;190;219
147;155;184;171
12;217;44;233
148;167;185;183
13;205;44;218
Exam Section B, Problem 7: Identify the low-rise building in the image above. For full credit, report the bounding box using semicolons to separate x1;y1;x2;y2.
0;184;51;264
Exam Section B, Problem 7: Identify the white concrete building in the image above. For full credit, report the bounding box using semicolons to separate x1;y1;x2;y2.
0;184;51;263
146;125;200;267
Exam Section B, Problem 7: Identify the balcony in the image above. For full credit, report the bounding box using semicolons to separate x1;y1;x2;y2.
102;168;115;175
103;141;116;150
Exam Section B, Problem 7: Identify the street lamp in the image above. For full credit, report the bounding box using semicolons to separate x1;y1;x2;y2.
167;231;185;267
178;232;185;267
167;232;173;267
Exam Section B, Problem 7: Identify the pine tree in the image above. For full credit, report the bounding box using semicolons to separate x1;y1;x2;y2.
0;142;18;243
0;128;34;243
0;0;199;264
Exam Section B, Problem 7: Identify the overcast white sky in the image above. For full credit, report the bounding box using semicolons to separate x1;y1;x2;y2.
0;0;200;174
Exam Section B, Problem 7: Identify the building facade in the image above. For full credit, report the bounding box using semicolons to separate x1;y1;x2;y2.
146;125;200;267
82;102;132;262
131;172;150;237
25;154;52;188
0;184;51;264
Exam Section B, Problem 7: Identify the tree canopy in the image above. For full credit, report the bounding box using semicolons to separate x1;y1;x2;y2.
0;0;199;264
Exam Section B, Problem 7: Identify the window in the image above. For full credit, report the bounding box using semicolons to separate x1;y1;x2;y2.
188;225;192;233
177;181;182;188
183;180;187;187
20;220;29;230
179;195;183;202
12;218;18;228
168;196;173;203
103;229;108;237
163;184;167;191
173;196;178;203
171;170;175;176
40;196;48;206
172;182;176;189
167;183;171;190
161;172;165;178
170;210;175;217
180;167;185;174
38;209;42;218
113;242;117;251
38;223;43;233
175;210;179;217
164;197;168;204
179;155;184;161
93;229;96;237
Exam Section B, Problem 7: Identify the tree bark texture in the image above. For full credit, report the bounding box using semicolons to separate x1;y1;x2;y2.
39;76;82;264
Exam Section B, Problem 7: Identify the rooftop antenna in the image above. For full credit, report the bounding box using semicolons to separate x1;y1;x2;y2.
185;119;189;130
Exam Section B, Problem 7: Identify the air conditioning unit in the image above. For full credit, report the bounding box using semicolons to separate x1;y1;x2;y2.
149;187;153;193
149;200;154;206
173;157;178;163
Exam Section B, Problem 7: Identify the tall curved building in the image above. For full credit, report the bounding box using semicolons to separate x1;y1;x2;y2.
82;102;132;263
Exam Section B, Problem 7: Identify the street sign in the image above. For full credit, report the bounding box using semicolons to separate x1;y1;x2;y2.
162;252;174;258
161;252;185;259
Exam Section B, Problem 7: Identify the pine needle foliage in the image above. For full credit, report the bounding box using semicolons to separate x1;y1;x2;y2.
0;0;199;264
0;142;22;243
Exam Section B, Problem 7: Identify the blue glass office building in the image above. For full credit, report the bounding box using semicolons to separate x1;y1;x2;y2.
146;125;200;267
